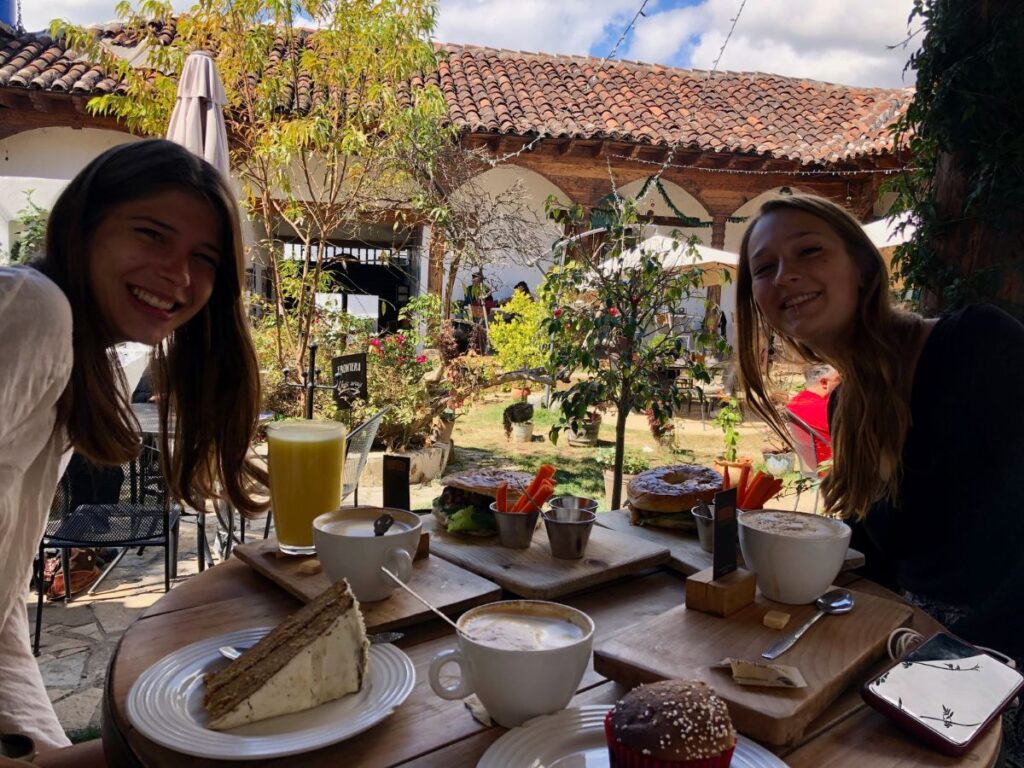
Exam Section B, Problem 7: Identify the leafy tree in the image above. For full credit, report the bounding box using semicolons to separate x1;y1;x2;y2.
57;0;453;369
542;196;729;509
889;0;1024;316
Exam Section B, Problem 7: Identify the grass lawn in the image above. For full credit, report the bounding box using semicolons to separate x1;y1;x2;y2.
442;390;774;510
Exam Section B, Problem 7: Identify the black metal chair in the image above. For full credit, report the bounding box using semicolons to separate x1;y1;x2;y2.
33;455;180;656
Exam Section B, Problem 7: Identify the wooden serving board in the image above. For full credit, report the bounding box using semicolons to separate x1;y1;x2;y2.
421;516;670;600
598;508;866;575
232;537;501;632
593;585;913;746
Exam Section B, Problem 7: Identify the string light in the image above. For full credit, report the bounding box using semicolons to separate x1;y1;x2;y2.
475;0;652;165
639;0;749;202
609;152;916;177
585;0;653;91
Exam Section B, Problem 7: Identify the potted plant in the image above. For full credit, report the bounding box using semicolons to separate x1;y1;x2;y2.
566;410;602;446
510;383;531;401
503;402;535;443
596;448;650;509
712;397;751;485
435;409;457;444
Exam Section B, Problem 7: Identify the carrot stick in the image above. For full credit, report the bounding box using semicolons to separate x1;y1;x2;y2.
497;482;508;514
743;472;768;509
511;481;542;513
522;464;556;504
737;462;752;507
536;464;556;483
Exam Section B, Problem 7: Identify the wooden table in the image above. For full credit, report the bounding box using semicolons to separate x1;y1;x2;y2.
102;559;1002;767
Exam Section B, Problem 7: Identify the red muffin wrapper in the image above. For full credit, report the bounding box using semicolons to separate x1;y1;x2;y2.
604;710;735;768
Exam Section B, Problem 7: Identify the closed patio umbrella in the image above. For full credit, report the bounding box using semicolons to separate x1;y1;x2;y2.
166;50;230;178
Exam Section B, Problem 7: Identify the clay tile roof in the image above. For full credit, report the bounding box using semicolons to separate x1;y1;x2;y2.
430;45;911;165
0;25;911;167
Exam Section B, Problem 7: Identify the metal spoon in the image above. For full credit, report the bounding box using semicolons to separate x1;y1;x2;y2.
373;513;395;537
761;589;855;660
219;631;404;661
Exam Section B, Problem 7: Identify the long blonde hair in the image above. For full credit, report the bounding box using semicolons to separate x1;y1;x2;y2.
37;140;269;517
736;194;922;520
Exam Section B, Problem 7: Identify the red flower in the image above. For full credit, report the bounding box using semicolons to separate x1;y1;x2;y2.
368;337;381;348
609;307;620;317
553;308;563;318
416;354;427;364
395;333;406;344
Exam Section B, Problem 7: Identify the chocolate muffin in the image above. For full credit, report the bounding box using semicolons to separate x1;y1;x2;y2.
604;680;736;767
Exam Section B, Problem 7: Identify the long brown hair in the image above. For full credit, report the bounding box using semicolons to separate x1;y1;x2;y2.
36;139;268;516
735;194;922;520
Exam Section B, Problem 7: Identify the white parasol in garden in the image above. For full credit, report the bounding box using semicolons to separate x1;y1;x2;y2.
166;50;230;178
598;234;738;285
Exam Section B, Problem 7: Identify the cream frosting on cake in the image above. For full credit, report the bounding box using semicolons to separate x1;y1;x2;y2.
203;580;369;730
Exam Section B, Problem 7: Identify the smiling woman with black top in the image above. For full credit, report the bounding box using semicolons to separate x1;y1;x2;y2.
733;193;1024;763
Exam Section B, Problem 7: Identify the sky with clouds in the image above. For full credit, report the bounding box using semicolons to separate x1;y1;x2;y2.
22;0;921;88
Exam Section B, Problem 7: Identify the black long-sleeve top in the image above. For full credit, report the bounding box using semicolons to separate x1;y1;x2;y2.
843;305;1024;658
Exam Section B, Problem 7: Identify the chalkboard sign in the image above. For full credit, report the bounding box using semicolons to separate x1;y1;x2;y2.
382;455;411;511
331;353;368;406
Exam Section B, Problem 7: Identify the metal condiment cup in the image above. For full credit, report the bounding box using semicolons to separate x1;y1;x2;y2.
691;503;714;553
547;495;599;519
491;502;540;549
543;507;597;559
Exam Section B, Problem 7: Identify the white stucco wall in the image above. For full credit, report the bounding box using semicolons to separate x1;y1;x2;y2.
445;164;570;303
0;127;142;257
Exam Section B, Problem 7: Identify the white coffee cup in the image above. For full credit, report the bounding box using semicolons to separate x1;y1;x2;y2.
738;509;851;604
312;506;421;602
428;600;595;727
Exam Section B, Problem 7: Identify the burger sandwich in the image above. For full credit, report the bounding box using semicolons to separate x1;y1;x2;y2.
626;464;723;529
432;469;534;536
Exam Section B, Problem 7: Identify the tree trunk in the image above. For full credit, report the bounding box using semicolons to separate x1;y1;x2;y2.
611;378;632;510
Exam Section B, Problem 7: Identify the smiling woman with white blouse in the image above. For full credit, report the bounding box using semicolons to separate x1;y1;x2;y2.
0;140;268;761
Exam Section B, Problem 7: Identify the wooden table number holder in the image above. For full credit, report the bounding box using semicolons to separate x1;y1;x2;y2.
684;565;756;617
685;488;755;617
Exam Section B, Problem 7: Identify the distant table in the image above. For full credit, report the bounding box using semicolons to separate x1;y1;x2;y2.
130;402;225;569
130;402;162;437
102;559;1000;767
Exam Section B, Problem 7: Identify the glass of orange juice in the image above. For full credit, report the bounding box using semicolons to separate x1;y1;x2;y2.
267;420;346;555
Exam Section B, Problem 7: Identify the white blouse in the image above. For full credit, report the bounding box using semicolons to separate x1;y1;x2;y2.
0;265;73;749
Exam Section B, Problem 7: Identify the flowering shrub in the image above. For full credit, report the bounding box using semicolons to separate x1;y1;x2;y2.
351;330;435;450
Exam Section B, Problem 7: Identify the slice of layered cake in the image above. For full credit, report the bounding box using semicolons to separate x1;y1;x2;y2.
203;580;370;730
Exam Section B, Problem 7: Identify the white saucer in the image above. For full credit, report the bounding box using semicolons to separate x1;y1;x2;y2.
478;705;788;767
126;626;414;760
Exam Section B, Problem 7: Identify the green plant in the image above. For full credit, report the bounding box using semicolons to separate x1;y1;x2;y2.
594;447;650;475
487;290;550;374
888;0;1024;316
712;398;742;462
542;195;730;508
502;402;534;439
6;190;48;264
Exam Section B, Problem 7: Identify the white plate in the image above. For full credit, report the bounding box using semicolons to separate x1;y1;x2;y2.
126;626;414;760
478;705;788;768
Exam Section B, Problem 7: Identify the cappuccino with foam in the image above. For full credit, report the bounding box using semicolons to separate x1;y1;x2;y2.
461;609;586;651
741;510;846;539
